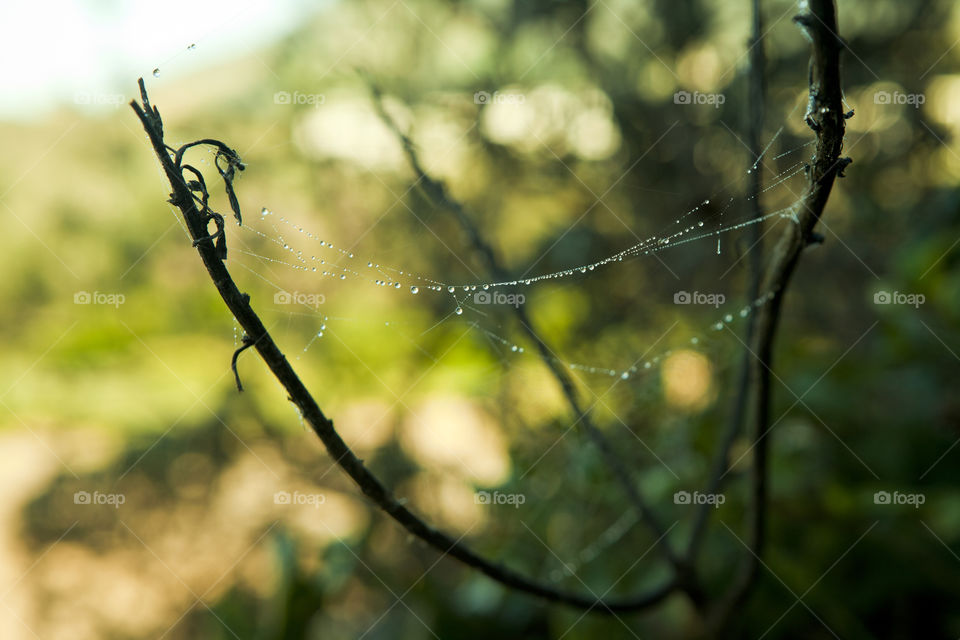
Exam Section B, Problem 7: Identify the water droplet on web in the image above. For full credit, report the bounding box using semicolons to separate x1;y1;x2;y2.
152;68;160;78
724;314;733;323
394;282;401;289
447;286;455;293
740;307;750;317
698;221;704;227
691;337;700;345
317;331;323;337
620;372;630;380
367;262;374;267
410;286;419;294
511;345;518;352
455;307;463;315
187;43;196;51
261;207;271;217
713;322;724;330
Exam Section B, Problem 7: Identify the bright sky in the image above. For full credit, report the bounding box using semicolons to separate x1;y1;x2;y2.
0;0;323;120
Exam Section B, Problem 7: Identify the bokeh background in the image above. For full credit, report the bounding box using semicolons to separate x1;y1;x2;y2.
1;0;959;638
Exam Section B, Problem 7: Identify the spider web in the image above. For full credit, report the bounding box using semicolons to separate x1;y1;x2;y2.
222;125;812;382
180;113;824;586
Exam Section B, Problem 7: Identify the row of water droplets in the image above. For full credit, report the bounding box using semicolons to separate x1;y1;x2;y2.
230;124;810;374
151;43;197;78
238;201;782;381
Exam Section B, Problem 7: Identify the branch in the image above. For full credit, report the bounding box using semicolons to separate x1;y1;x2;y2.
687;0;767;562
709;0;849;631
130;78;676;614
369;85;703;603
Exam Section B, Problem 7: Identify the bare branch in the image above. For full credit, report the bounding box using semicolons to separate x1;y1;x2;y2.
368;84;703;604
130;77;676;614
709;0;849;632
688;0;767;562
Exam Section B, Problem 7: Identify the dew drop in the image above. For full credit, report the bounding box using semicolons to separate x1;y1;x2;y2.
152;68;160;78
320;324;326;330
368;262;374;268
455;307;463;316
691;337;700;345
724;314;733;323
620;372;630;380
410;286;419;294
187;43;196;51
316;331;323;337
447;286;455;293
511;345;518;352
394;282;401;289
713;322;724;330
261;207;271;217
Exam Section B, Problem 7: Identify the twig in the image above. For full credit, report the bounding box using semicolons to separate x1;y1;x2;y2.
708;0;849;632
130;78;677;614
687;0;767;561
369;85;702;603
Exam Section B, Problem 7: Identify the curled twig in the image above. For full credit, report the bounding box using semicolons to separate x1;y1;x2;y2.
231;334;256;392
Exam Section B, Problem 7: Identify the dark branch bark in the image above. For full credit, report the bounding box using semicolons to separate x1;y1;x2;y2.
709;0;848;632
130;78;676;614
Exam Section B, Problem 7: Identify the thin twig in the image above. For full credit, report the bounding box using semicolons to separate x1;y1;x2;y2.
130;78;677;614
709;0;849;632
369;85;702;603
687;0;767;562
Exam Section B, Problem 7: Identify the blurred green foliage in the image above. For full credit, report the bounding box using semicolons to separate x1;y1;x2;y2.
2;0;960;638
